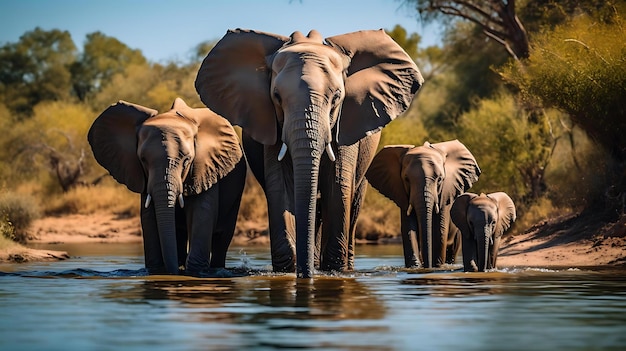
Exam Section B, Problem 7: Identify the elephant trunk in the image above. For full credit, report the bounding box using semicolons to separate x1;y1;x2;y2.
477;226;491;272
288;118;325;279
415;190;435;268
152;184;180;274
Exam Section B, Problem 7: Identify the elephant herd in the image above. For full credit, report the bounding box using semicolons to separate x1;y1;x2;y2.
88;28;516;278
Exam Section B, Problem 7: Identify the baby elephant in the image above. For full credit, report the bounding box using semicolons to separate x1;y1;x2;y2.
451;192;516;272
88;98;246;276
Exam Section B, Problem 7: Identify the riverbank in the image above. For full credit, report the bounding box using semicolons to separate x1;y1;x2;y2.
3;211;625;267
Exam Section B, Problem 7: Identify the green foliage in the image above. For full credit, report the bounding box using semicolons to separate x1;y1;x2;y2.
455;92;560;208
0;28;76;116
0;100;96;191
71;31;148;101
0;191;40;243
501;7;626;208
386;25;421;60
519;0;621;34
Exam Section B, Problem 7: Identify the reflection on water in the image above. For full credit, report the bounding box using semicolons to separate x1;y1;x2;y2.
1;244;625;350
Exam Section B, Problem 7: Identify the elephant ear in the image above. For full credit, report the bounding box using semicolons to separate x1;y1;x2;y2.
451;192;478;239
87;100;157;193
326;29;424;146
366;145;415;209
172;98;243;195
489;192;516;238
195;28;289;145
432;140;481;206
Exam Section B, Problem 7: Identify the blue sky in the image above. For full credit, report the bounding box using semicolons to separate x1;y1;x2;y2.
0;0;442;63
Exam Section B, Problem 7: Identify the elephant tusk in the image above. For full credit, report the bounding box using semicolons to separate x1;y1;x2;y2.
325;143;336;162
277;143;288;161
435;203;440;214
178;194;185;208
144;194;152;208
406;204;413;216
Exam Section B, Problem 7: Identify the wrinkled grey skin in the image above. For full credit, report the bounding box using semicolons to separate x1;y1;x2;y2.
196;29;423;278
88;98;246;275
366;141;481;268
451;192;516;272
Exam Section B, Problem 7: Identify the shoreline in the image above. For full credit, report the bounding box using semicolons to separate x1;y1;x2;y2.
2;212;624;268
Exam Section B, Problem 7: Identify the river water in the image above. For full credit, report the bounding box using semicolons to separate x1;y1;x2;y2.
1;243;625;350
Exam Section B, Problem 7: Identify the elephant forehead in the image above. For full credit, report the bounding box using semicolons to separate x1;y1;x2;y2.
143;114;197;136
277;43;345;70
471;196;498;212
405;147;445;168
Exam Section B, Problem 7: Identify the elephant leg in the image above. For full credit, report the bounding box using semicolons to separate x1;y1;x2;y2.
488;236;502;270
433;206;452;266
347;179;367;270
346;132;380;269
445;221;461;264
319;143;359;272
184;188;219;276
140;193;166;274
314;194;322;269
264;142;296;272
175;204;188;268
400;211;420;268
212;157;247;268
242;130;265;189
462;234;478;272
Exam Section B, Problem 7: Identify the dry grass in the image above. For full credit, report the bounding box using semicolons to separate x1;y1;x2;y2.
45;184;139;216
356;187;401;241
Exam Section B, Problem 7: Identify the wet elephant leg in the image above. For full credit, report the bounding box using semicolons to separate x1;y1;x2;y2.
211;157;247;268
175;204;188;268
347;133;381;269
319;143;358;272
140;193;166;274
445;223;461;264
264;142;296;272
462;233;478;272
432;205;451;266
400;211;420;268
184;188;219;276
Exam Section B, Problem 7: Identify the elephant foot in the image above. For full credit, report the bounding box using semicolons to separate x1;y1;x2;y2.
184;267;234;278
272;256;295;273
320;257;349;273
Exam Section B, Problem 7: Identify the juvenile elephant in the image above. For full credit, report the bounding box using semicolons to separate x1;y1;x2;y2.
366;141;481;268
195;29;423;278
451;192;516;272
88;98;246;275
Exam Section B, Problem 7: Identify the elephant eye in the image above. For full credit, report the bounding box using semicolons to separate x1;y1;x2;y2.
331;90;342;106
273;90;282;105
182;157;191;169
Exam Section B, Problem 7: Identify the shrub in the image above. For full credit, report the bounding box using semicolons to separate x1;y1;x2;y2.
0;192;41;243
44;183;138;216
357;188;401;241
0;213;15;241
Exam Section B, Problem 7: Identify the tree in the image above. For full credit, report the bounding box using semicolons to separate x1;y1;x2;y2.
1;101;95;192
406;0;529;60
501;8;626;210
456;92;567;207
70;32;147;101
0;28;76;116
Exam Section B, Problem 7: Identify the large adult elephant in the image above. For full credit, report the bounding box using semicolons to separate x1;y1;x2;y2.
366;141;481;268
195;29;423;278
451;192;516;272
88;98;246;275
